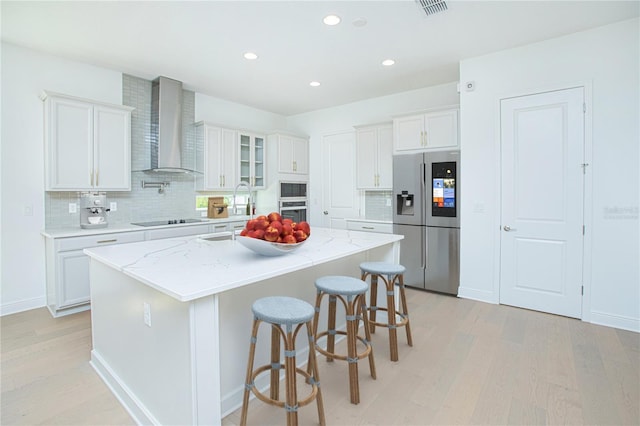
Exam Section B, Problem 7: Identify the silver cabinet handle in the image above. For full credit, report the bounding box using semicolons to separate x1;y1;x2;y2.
323;211;328;215
503;225;516;231
97;239;117;244
362;226;375;230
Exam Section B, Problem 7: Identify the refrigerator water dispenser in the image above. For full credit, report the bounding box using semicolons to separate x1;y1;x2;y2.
397;191;414;215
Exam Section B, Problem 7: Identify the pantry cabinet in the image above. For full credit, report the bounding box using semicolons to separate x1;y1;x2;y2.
239;131;266;189
356;123;393;189
393;108;459;153
44;92;133;191
195;122;238;191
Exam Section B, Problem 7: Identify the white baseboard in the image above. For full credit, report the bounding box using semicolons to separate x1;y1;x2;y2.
590;310;640;333
457;286;498;304
90;350;159;426
0;296;45;316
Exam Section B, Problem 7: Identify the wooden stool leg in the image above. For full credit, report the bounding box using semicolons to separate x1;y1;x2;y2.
358;294;377;380
306;322;326;426
240;318;260;426
346;297;360;404
367;273;378;334
326;295;337;362
283;325;298;426
270;324;281;400
384;275;399;362
398;274;413;347
308;291;322;378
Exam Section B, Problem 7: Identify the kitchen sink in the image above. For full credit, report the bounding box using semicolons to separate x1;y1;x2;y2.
197;231;234;242
132;218;209;227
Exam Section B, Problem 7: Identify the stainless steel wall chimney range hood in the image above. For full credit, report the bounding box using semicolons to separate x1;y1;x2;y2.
147;76;194;173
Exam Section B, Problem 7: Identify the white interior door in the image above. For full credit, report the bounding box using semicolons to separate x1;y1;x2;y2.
321;131;359;228
500;87;584;318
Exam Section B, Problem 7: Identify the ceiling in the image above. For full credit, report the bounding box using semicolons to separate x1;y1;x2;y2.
2;1;638;116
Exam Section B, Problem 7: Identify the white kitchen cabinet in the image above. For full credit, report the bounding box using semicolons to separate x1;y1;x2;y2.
45;231;144;317
346;219;393;234
195;123;238;191
272;133;309;175
393;108;459;153
44;92;133;191
239;131;266;189
356;123;393;189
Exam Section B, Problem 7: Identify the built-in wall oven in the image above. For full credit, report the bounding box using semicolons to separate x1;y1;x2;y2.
279;181;308;223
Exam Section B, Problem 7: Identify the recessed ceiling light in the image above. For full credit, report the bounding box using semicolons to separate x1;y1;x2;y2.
382;59;395;66
323;14;341;26
243;52;258;60
310;81;321;87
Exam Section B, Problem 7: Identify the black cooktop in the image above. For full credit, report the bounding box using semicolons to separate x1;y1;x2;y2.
131;218;208;227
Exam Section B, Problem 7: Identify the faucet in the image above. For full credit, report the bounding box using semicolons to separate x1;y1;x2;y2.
233;181;253;217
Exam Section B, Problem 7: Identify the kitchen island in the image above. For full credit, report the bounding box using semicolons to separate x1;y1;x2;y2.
84;227;402;425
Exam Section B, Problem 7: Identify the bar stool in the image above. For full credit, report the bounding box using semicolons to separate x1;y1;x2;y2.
240;296;325;426
360;262;413;362
311;275;376;405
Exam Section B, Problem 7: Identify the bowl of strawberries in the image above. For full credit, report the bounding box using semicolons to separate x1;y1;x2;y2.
236;212;310;256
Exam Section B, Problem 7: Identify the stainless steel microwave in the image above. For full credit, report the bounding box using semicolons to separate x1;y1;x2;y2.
279;181;307;199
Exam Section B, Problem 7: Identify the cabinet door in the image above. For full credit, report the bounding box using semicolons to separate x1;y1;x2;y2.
239;133;266;189
47;97;93;190
376;125;393;189
424;109;458;149
277;135;295;174
291;137;308;175
253;135;265;188
57;250;90;308
221;128;238;189
94;105;131;190
393;114;424;153
203;126;224;190
356;128;378;189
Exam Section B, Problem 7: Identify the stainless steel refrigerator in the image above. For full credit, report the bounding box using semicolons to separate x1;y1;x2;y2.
392;150;460;295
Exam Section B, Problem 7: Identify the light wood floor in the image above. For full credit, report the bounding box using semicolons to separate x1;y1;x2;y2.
2;289;638;425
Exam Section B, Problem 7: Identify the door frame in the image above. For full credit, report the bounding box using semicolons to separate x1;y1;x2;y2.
494;80;593;321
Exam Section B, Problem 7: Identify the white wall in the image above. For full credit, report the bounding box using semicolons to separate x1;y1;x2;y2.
287;83;460;226
0;43;123;315
458;18;639;331
195;93;286;134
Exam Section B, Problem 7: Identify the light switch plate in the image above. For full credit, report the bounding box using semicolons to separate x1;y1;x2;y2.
69;203;77;214
110;202;117;211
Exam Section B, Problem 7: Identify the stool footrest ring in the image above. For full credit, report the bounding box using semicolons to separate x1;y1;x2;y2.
314;330;373;362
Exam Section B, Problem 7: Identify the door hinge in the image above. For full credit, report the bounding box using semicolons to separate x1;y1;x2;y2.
581;285;584;295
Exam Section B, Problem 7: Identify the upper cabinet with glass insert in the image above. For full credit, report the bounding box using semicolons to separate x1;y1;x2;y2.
239;132;266;189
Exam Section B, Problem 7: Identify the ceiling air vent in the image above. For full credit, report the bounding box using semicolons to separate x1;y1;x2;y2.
415;0;448;16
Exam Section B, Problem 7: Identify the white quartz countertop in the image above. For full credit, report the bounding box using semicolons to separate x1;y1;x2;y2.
41;216;251;238
84;227;403;302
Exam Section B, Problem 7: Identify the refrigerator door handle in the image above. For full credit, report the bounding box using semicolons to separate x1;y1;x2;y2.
421;228;427;269
420;162;425;188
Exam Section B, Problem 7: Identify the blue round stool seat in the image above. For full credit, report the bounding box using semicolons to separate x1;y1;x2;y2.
315;276;368;296
359;261;406;276
252;296;314;325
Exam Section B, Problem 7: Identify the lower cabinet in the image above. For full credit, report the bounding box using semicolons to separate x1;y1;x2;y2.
45;231;145;317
